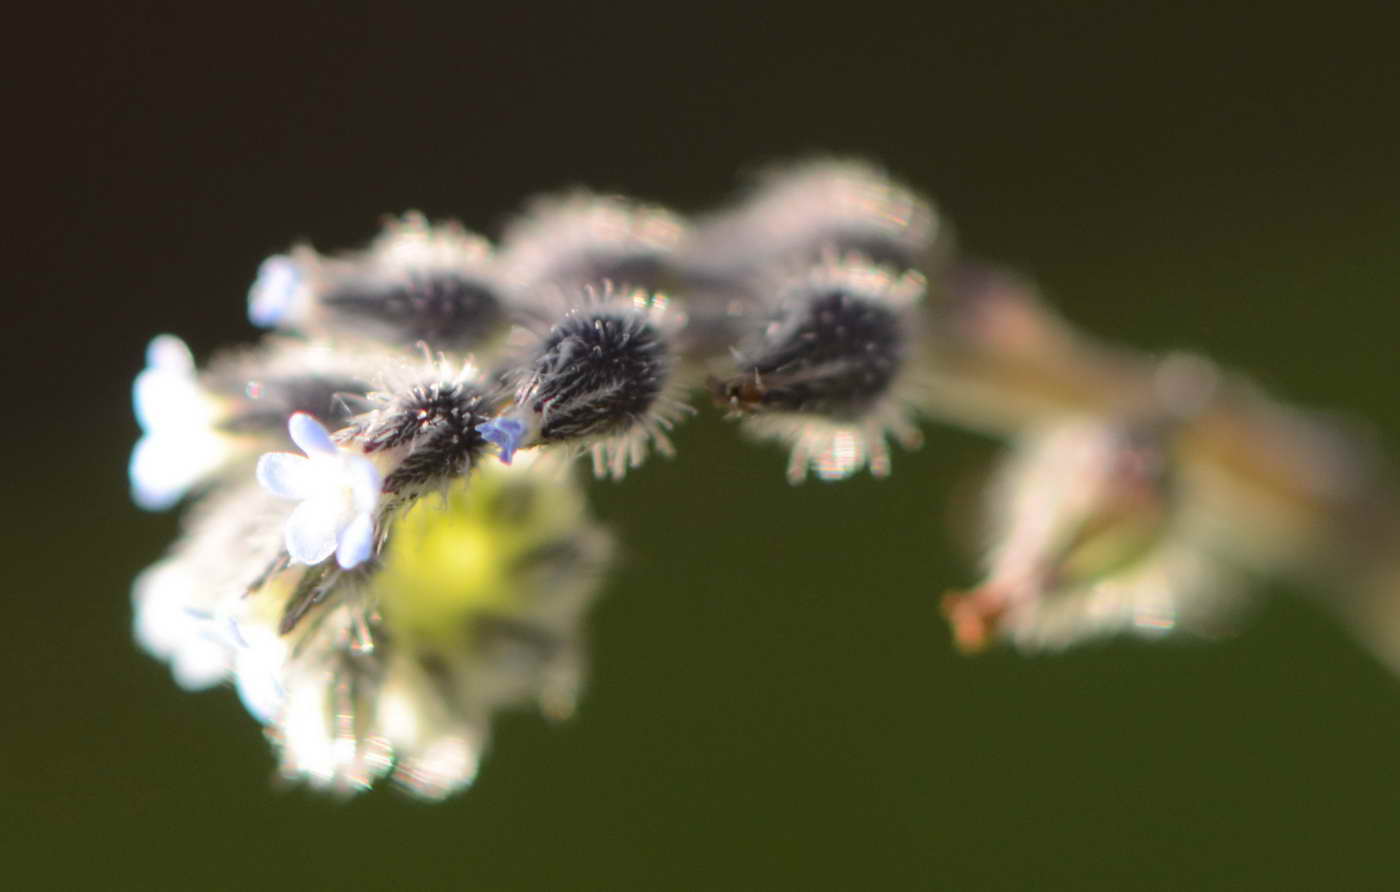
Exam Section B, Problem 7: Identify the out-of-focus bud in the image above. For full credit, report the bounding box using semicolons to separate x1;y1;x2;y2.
942;418;1248;652
712;255;927;482
685;159;947;284
248;213;509;355
497;192;690;298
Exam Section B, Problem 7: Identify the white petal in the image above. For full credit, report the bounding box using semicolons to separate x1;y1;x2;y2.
344;455;382;513
234;647;286;725
247;255;306;328
132;563;191;656
171;640;233;691
396;735;480;799
285;498;344;565
288;412;338;457
376;685;423;749
133;562;231;689
280;678;338;783
133;364;208;433
145;334;195;374
129;432;225;510
336;512;376;569
256;452;315;500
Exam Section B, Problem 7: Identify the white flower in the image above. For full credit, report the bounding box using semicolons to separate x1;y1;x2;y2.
131;561;233;691
247;254;309;328
129;334;232;510
256;413;382;569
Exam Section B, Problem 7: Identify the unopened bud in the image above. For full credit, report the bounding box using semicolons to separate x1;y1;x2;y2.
249;213;508;354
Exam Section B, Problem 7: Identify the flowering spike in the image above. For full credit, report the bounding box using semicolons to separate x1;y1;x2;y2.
131;159;1394;801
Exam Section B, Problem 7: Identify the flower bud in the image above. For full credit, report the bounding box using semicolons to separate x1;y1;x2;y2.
498;192;689;296
248;213;509;354
478;285;687;478
712;255;926;482
684;159;946;288
352;358;500;499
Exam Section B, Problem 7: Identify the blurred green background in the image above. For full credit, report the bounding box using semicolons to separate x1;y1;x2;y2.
10;4;1400;889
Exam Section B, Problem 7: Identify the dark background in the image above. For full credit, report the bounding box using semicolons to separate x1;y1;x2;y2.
10;4;1400;889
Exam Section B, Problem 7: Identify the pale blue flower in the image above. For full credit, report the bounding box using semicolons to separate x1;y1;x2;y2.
130;334;231;510
476;416;529;464
257;413;382;569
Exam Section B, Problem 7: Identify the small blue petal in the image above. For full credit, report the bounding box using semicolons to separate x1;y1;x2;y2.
477;417;527;464
336;512;376;569
288;412;338;457
248;255;303;328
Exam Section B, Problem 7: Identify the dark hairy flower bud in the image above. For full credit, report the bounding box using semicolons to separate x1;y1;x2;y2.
477;286;686;478
713;256;926;483
354;360;500;498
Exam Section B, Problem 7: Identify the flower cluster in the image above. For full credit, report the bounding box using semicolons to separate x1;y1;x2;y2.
133;158;1373;797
